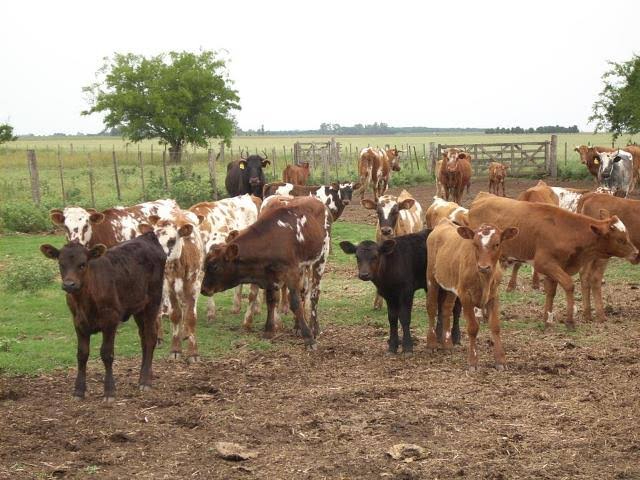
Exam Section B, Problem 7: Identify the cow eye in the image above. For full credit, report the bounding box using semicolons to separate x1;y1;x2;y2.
78;263;86;270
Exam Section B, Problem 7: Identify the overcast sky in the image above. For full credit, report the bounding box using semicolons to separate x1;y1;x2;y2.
1;0;638;135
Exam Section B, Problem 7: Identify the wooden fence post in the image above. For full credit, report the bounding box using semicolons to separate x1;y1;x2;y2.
139;150;146;200
112;148;122;201
87;153;96;208
162;145;169;190
207;148;218;200
550;135;558;178
564;141;568;168
27;150;41;206
57;145;65;205
429;142;437;176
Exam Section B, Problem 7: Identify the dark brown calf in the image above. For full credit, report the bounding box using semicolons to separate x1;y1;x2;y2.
282;162;310;185
40;232;166;401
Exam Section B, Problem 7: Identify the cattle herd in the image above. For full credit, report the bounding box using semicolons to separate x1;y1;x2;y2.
37;144;640;400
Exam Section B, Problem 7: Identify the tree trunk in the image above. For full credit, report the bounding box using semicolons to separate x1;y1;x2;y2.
169;144;182;163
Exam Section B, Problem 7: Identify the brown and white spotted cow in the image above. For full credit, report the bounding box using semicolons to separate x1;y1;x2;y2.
488;162;508;196
189;194;262;327
425;196;469;229
357;147;401;201
427;220;518;370
201;196;332;349
143;210;204;362
362;189;423;309
50;199;179;247
439;148;472;204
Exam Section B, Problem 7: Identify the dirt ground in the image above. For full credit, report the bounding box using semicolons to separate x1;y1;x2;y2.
2;178;640;480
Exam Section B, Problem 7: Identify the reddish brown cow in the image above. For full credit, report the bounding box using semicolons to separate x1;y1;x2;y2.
201;196;332;349
427;221;518;370
488;162;508;196
439;149;472;204
40;232;166;401
282;162;311;185
357;147;401;201
578;193;640;322
469;193;638;329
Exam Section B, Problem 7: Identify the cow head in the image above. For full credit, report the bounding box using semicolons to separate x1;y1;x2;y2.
337;182;361;206
597;150;632;194
146;215;195;261
362;195;415;239
339;239;396;281
386;148;401;172
491;163;508;180
40;241;107;293
590;210;638;261
239;154;270;197
50;207;101;245
457;224;519;276
201;243;241;295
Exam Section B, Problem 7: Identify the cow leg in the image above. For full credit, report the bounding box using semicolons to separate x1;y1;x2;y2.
541;277;558;328
169;293;183;360
242;284;261;331
538;263;575;330
591;258;609;323
488;180;493;195
399;292;415;354
507;263;521;292
231;285;242;314
289;286;316;349
279;285;290;315
206;296;216;323
156;278;172;345
579;261;594;323
439;293;457;350
309;264;323;338
452;298;462;345
532;268;541;290
464;300;480;371
373;292;384;310
134;309;158;391
386;298;400;354
486;297;506;370
426;283;441;350
264;287;283;337
100;325;117;402
73;328;90;400
184;290;200;363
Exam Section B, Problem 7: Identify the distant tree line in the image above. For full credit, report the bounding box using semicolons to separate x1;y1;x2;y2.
237;122;486;136
484;125;580;134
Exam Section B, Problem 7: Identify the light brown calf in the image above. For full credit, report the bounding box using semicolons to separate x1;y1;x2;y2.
282;162;311;185
427;221;518;370
488;162;508;196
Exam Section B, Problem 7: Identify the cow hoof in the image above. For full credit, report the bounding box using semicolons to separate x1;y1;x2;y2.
495;363;506;371
564;322;577;332
241;324;253;333
467;365;478;372
306;342;318;351
187;355;200;364
263;330;275;339
169;352;181;360
402;350;414;356
103;396;116;404
139;384;152;392
72;394;84;401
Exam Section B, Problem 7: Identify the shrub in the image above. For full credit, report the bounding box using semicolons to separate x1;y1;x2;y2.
0;259;57;293
146;167;222;206
0;202;51;233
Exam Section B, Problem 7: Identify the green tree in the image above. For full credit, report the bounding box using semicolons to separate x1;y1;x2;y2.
590;55;640;140
82;50;240;162
0;123;17;144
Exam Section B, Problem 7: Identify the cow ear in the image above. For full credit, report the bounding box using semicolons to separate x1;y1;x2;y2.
40;244;60;259
86;208;98;214
339;241;357;255
361;199;377;210
352;182;362;190
89;244;107;259
501;227;519;242
590;224;607;237
138;223;154;235
457;226;475;240
89;212;105;225
148;215;160;226
330;182;340;191
50;210;65;226
379;239;396;255
599;208;611;220
178;224;193;237
262;159;271;167
196;214;205;225
239;160;247;169
398;198;415;210
303;162;310;168
224;244;239;262
227;230;240;242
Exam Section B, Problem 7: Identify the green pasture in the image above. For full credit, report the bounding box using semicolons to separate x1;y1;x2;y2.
2;220;640;376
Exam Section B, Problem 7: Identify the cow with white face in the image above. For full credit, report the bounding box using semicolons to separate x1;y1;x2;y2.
597;150;635;197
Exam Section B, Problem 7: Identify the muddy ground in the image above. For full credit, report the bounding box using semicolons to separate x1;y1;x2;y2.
2;178;640;479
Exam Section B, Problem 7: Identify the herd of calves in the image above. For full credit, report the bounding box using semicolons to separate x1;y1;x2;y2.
37;146;640;402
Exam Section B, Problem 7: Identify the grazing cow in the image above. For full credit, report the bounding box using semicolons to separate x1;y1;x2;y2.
340;230;461;353
469;193;638;329
40;232;166;401
439;149;472;204
263;181;360;221
201;196;332;349
425;196;469;229
362;190;424;310
597;149;635;197
357;147;401;201
225;153;271;198
50;199;179;247
488;162;508;196
426;221;518;370
574;145;615;179
143;211;204;362
189;195;262;326
577;193;640;322
282;162;311;185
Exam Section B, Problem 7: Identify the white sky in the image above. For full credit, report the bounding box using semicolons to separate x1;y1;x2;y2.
1;0;638;135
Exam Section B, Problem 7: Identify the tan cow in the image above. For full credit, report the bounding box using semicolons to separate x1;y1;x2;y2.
426;220;518;370
362;189;423;309
578;193;640;322
425;196;469;228
439;149;472;204
357;147;401;201
488;162;508;196
469;193;638;329
282;162;311;185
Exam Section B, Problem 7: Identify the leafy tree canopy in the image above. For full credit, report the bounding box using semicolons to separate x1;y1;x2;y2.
590;55;640;140
0;123;17;144
82;50;240;160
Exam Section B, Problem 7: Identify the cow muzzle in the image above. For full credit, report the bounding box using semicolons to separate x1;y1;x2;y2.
249;177;261;186
478;265;492;275
358;272;372;281
380;227;393;237
62;280;79;293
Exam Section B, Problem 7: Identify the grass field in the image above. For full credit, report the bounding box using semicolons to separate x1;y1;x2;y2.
2;220;639;376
